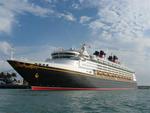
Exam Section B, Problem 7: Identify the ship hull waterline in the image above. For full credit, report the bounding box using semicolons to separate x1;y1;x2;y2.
7;60;137;91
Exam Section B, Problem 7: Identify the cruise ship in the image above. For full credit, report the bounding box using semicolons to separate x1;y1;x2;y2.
7;44;137;90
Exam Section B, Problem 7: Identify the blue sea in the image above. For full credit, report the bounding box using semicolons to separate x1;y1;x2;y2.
0;89;149;113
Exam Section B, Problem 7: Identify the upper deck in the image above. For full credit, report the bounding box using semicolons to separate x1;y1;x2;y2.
50;45;134;73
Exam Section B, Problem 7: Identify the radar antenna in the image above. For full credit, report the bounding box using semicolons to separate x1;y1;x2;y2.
80;44;90;57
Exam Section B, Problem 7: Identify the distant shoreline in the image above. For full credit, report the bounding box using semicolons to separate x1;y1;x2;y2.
0;85;30;89
0;85;149;89
138;86;150;89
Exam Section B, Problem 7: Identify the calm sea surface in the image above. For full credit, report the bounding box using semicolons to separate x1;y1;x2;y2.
0;89;150;113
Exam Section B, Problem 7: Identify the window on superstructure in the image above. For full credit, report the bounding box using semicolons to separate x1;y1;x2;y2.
52;52;77;59
52;52;76;56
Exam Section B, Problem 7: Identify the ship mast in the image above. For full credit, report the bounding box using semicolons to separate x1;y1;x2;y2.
10;48;15;60
80;44;89;57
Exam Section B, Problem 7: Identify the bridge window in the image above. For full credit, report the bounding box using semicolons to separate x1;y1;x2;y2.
52;52;77;59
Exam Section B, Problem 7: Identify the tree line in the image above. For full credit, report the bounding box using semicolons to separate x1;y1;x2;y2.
0;72;17;84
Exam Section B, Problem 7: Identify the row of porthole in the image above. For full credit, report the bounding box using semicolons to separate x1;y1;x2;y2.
95;71;132;80
98;74;132;81
100;76;132;82
97;69;131;77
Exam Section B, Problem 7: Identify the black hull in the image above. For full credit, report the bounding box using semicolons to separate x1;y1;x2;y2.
7;60;137;90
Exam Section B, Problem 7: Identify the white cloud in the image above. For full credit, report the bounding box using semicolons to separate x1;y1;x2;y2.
72;3;80;9
80;16;91;24
1;0;50;16
89;20;104;32
0;6;15;33
0;41;12;55
0;41;12;72
84;0;150;48
0;0;50;34
58;12;76;22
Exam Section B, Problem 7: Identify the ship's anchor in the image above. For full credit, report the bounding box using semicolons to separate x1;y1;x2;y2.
35;73;39;78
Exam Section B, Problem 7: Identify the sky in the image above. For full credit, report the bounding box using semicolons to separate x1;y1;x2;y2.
0;0;150;85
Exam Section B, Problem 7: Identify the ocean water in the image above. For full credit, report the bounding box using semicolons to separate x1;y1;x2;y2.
0;89;150;113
